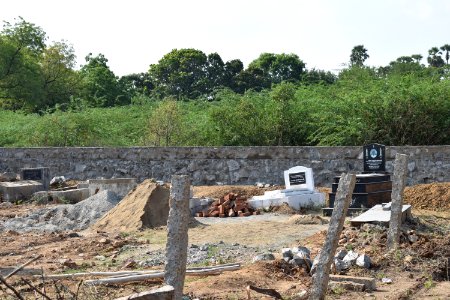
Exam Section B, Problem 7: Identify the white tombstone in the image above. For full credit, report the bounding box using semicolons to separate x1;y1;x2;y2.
284;166;314;192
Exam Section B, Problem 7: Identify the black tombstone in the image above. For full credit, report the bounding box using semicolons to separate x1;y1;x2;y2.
323;143;391;216
363;143;386;173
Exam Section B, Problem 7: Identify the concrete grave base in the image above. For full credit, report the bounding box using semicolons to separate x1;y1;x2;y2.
0;180;44;202
350;203;412;226
249;189;325;209
87;178;137;198
32;188;90;204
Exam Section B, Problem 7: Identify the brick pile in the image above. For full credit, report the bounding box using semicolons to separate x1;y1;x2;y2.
195;193;259;218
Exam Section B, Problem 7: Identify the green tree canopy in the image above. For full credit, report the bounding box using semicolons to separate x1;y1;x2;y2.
350;45;369;67
80;53;129;107
148;48;208;99
0;17;46;111
427;47;445;68
248;53;305;83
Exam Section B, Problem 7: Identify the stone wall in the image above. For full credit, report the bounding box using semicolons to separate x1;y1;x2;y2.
0;146;448;186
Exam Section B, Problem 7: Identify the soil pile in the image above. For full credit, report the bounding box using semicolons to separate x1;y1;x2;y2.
0;190;120;233
287;214;329;225
404;182;450;211
91;180;170;232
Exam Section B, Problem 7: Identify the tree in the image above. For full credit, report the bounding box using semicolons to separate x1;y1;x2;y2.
147;98;183;146
205;52;226;93
119;72;154;97
249;53;305;84
302;68;336;85
233;65;271;93
411;54;423;64
0;17;46;111
40;41;81;109
148;48;208;99
384;55;424;76
79;53;128;107
270;82;296;145
223;59;243;91
427;47;445;68
440;44;450;65
350;45;369;67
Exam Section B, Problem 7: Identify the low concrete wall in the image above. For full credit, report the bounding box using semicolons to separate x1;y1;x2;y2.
0;146;448;186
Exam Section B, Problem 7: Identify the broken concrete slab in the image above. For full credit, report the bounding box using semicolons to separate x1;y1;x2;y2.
329;280;365;292
0;172;17;182
249;189;325;209
0;181;44;202
350;203;412;227
329;275;376;291
87;178;137;198
32;188;90;204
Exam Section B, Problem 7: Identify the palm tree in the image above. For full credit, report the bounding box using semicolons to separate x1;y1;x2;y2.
440;44;450;65
350;45;369;67
427;47;445;67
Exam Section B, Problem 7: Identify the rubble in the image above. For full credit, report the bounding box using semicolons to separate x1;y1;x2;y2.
252;253;276;263
0;172;17;182
196;193;258;217
0;190;120;232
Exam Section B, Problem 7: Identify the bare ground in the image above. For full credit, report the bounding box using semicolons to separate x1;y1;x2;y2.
0;184;448;299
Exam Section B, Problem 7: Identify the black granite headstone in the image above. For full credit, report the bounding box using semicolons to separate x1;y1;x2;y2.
363;143;386;173
289;172;306;186
21;169;43;180
20;167;50;190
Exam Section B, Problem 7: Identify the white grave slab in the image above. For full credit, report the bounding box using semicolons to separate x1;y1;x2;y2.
284;166;314;191
249;166;324;209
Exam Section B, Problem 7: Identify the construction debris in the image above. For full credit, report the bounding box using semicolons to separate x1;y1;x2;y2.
196;193;258;217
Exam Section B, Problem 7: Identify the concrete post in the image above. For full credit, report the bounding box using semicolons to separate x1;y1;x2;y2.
387;153;408;250
164;175;190;300
309;173;356;300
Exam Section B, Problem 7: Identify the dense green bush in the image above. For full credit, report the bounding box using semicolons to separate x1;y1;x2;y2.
0;69;449;147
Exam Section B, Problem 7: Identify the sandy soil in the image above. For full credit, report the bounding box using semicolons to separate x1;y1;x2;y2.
0;183;449;299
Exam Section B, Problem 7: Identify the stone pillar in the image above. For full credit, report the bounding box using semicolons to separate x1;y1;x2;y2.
164;175;190;300
387;153;408;250
309;173;356;300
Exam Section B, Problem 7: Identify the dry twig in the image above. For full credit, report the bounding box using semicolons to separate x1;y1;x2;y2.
0;276;25;300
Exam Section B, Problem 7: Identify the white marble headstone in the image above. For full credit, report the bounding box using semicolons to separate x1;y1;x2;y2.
284;166;314;191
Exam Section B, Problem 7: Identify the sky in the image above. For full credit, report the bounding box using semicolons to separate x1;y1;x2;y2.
2;0;450;76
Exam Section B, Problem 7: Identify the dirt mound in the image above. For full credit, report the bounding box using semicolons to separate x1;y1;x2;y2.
270;202;298;214
193;185;282;200
286;214;329;225
404;182;450;211
91;180;170;232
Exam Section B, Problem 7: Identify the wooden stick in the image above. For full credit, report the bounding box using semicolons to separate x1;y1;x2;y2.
84;264;241;285
35;270;159;280
5;254;42;279
36;263;241;280
0;276;25;300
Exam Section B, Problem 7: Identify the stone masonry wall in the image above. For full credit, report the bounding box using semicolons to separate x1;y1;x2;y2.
0;146;449;186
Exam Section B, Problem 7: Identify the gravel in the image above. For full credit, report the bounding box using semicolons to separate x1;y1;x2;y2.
0;190;120;233
128;242;262;267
